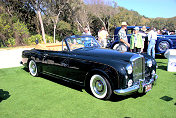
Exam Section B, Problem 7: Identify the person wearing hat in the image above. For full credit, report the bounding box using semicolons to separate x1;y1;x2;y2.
139;26;147;52
130;27;143;52
117;22;130;51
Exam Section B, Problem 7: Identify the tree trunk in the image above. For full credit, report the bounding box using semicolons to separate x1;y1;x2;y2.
98;15;107;30
37;9;46;43
53;24;56;43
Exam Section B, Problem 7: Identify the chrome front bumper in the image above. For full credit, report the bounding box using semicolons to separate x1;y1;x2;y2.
114;74;158;95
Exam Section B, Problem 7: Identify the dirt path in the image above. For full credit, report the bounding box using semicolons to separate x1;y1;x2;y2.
0;48;33;69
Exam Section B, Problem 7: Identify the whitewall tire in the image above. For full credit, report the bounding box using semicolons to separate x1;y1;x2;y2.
90;74;112;100
29;60;38;77
113;43;120;50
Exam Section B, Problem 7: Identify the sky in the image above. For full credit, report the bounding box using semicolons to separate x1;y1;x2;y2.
116;0;176;18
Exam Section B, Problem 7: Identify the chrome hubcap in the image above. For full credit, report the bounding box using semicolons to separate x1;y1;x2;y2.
159;41;170;52
92;75;107;96
95;80;104;92
29;60;37;76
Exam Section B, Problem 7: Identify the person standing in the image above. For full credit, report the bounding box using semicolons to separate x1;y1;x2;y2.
117;22;130;52
147;27;157;58
130;27;143;52
98;27;109;48
162;27;169;35
82;27;91;36
139;26;147;52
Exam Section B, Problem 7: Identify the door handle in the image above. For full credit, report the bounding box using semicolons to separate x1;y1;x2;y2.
43;54;48;58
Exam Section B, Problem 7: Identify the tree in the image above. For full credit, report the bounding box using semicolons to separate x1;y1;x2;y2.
68;0;90;33
29;0;46;43
85;0;119;31
0;0;38;34
45;0;70;43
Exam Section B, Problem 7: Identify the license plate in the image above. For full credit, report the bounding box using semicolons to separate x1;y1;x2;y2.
145;84;152;92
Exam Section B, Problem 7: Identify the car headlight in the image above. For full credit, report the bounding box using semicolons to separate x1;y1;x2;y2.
152;70;155;75
128;79;133;87
126;64;133;74
147;59;152;67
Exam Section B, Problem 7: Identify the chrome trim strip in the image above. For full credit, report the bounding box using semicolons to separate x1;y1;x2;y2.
130;54;144;62
42;71;83;84
114;74;158;95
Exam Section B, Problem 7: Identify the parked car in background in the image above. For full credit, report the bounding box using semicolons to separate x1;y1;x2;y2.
108;26;176;54
156;34;176;54
21;35;158;100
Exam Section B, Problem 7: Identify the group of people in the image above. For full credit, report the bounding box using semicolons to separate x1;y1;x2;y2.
117;22;157;58
82;27;109;48
82;22;159;58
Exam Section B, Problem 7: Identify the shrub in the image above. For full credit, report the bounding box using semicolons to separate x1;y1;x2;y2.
13;20;30;46
7;37;15;46
27;34;53;45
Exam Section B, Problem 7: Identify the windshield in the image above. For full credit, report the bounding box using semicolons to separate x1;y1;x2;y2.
66;36;100;51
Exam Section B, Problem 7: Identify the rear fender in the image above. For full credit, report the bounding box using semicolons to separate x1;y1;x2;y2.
110;40;120;49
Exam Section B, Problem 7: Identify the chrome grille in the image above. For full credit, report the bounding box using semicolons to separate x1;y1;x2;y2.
131;55;145;83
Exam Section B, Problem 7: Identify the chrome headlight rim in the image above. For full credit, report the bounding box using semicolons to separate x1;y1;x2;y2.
152;70;156;75
147;59;152;67
126;64;133;74
128;79;133;87
151;70;156;78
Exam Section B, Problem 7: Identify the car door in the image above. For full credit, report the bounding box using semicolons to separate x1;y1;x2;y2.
42;50;70;78
64;53;90;84
42;50;87;84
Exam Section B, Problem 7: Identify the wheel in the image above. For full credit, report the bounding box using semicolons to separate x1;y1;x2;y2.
113;43;120;50
90;74;112;100
158;41;170;52
28;60;38;77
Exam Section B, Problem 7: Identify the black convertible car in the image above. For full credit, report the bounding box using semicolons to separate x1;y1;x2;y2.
21;35;158;100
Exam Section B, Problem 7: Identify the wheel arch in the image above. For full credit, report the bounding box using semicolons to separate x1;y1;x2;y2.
27;57;42;74
84;67;118;90
156;38;173;53
157;38;173;47
110;40;120;49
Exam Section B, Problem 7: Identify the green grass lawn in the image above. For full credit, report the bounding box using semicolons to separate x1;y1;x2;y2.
0;58;176;118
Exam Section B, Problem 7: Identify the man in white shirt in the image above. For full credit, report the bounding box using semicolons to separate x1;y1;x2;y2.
147;27;157;58
139;26;147;52
98;27;109;47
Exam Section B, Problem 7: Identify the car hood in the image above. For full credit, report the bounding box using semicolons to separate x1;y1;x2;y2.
72;48;136;62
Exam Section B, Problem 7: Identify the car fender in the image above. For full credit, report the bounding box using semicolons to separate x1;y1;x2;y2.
110;40;120;49
84;60;128;90
84;67;117;90
157;37;173;47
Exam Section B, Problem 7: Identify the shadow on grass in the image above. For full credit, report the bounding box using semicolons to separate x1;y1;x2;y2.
41;74;84;92
22;67;83;92
157;65;167;71
110;93;146;102
0;89;10;102
160;96;173;102
155;54;166;59
22;68;146;102
36;73;147;102
156;60;167;71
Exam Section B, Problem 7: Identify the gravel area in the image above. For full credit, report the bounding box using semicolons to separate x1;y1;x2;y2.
0;48;33;69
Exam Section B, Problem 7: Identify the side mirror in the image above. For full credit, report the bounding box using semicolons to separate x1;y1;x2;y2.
63;46;68;51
